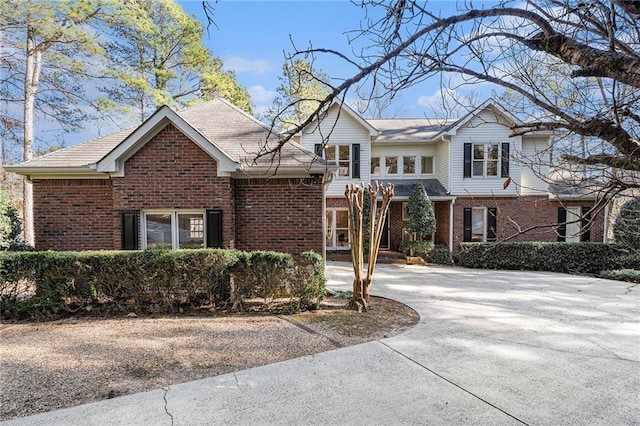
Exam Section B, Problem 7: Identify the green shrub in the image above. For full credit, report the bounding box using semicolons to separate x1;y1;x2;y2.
426;244;454;265
231;251;294;302
599;269;640;283
613;197;640;250
401;240;435;257
1;249;326;320
456;242;639;275
289;251;326;310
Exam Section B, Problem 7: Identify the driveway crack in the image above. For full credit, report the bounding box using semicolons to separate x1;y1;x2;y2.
162;386;174;426
379;341;530;425
625;283;638;295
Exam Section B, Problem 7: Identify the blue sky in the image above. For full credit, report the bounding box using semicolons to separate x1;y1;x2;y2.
178;0;493;118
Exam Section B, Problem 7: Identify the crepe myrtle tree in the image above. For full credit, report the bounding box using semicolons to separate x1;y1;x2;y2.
345;182;394;312
257;0;640;238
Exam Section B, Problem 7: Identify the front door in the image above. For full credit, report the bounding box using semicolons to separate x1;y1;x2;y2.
379;211;389;249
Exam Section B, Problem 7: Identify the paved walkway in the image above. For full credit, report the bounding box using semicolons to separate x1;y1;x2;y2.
4;263;639;425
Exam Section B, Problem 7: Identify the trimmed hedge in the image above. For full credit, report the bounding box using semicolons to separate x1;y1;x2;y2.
455;242;640;275
426;244;454;265
0;249;325;320
599;269;640;283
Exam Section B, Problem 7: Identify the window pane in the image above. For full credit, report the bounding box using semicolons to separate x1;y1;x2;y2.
336;210;349;247
473;145;484;160
403;156;416;174
487;160;498;176
324;145;335;161
326;211;333;247
421;156;433;174
386;157;398;174
473;160;484;177
146;214;172;250
371;157;380;175
339;145;350;161
178;214;204;249
471;208;485;242
336;210;349;228
488;144;500;160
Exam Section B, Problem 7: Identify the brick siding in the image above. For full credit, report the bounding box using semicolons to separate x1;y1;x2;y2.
234;178;324;255
111;124;235;248
452;196;605;252
32;179;114;251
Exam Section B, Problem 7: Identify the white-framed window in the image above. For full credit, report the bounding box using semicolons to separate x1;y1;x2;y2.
326;208;350;250
403;156;416;174
564;206;581;243
472;143;500;177
386;156;398;175
463;206;497;243
371;157;381;176
421;156;434;174
326;144;351;178
471;207;486;242
142;210;205;250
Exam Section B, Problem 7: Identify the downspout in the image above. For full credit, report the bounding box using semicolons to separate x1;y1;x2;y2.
603;202;610;243
449;198;456;253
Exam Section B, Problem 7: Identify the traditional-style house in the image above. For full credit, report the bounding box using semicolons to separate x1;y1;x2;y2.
295;100;605;255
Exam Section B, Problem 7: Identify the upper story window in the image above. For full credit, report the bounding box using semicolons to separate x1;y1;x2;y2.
371;157;381;176
386;156;398;175
325;144;351;177
464;142;510;179
323;144;360;179
403;156;416;174
421;156;434;174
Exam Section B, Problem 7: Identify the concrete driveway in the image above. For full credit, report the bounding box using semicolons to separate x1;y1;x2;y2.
4;262;639;425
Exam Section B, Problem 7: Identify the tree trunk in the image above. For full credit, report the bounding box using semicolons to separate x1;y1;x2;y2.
22;28;41;246
348;277;368;312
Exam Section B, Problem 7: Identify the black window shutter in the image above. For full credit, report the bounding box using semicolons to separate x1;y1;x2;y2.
487;207;497;242
581;207;592;242
501;143;510;178
352;143;361;179
314;143;323;157
463;143;472;178
206;210;223;248
121;210;139;250
463;207;472;242
557;207;567;242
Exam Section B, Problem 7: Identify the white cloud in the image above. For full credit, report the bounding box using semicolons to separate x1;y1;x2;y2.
224;56;273;75
417;88;478;118
248;85;276;104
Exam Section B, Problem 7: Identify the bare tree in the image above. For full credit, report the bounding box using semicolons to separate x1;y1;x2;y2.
260;0;640;207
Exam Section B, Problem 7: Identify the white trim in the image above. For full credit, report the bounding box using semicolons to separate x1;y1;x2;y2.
96;106;239;176
326;207;351;251
449;198;455;252
141;209;206;250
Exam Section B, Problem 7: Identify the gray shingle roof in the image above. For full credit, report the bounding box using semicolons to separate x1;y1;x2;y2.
378;179;449;198
7;98;325;172
368;118;458;142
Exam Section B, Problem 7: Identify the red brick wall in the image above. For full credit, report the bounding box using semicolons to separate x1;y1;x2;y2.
111;123;235;248
452;196;605;252
32;179;114;251
434;201;451;246
234;178;324;255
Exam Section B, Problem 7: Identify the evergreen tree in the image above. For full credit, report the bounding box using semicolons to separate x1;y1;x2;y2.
614;197;640;250
405;184;436;236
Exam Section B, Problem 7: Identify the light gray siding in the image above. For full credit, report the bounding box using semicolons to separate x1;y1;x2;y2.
435;139;449;191
449;110;521;196
519;137;550;195
299;105;372;197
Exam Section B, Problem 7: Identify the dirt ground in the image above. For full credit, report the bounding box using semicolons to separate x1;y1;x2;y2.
0;295;419;421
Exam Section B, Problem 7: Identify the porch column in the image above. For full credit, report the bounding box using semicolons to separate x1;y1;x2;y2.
449;198;456;252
